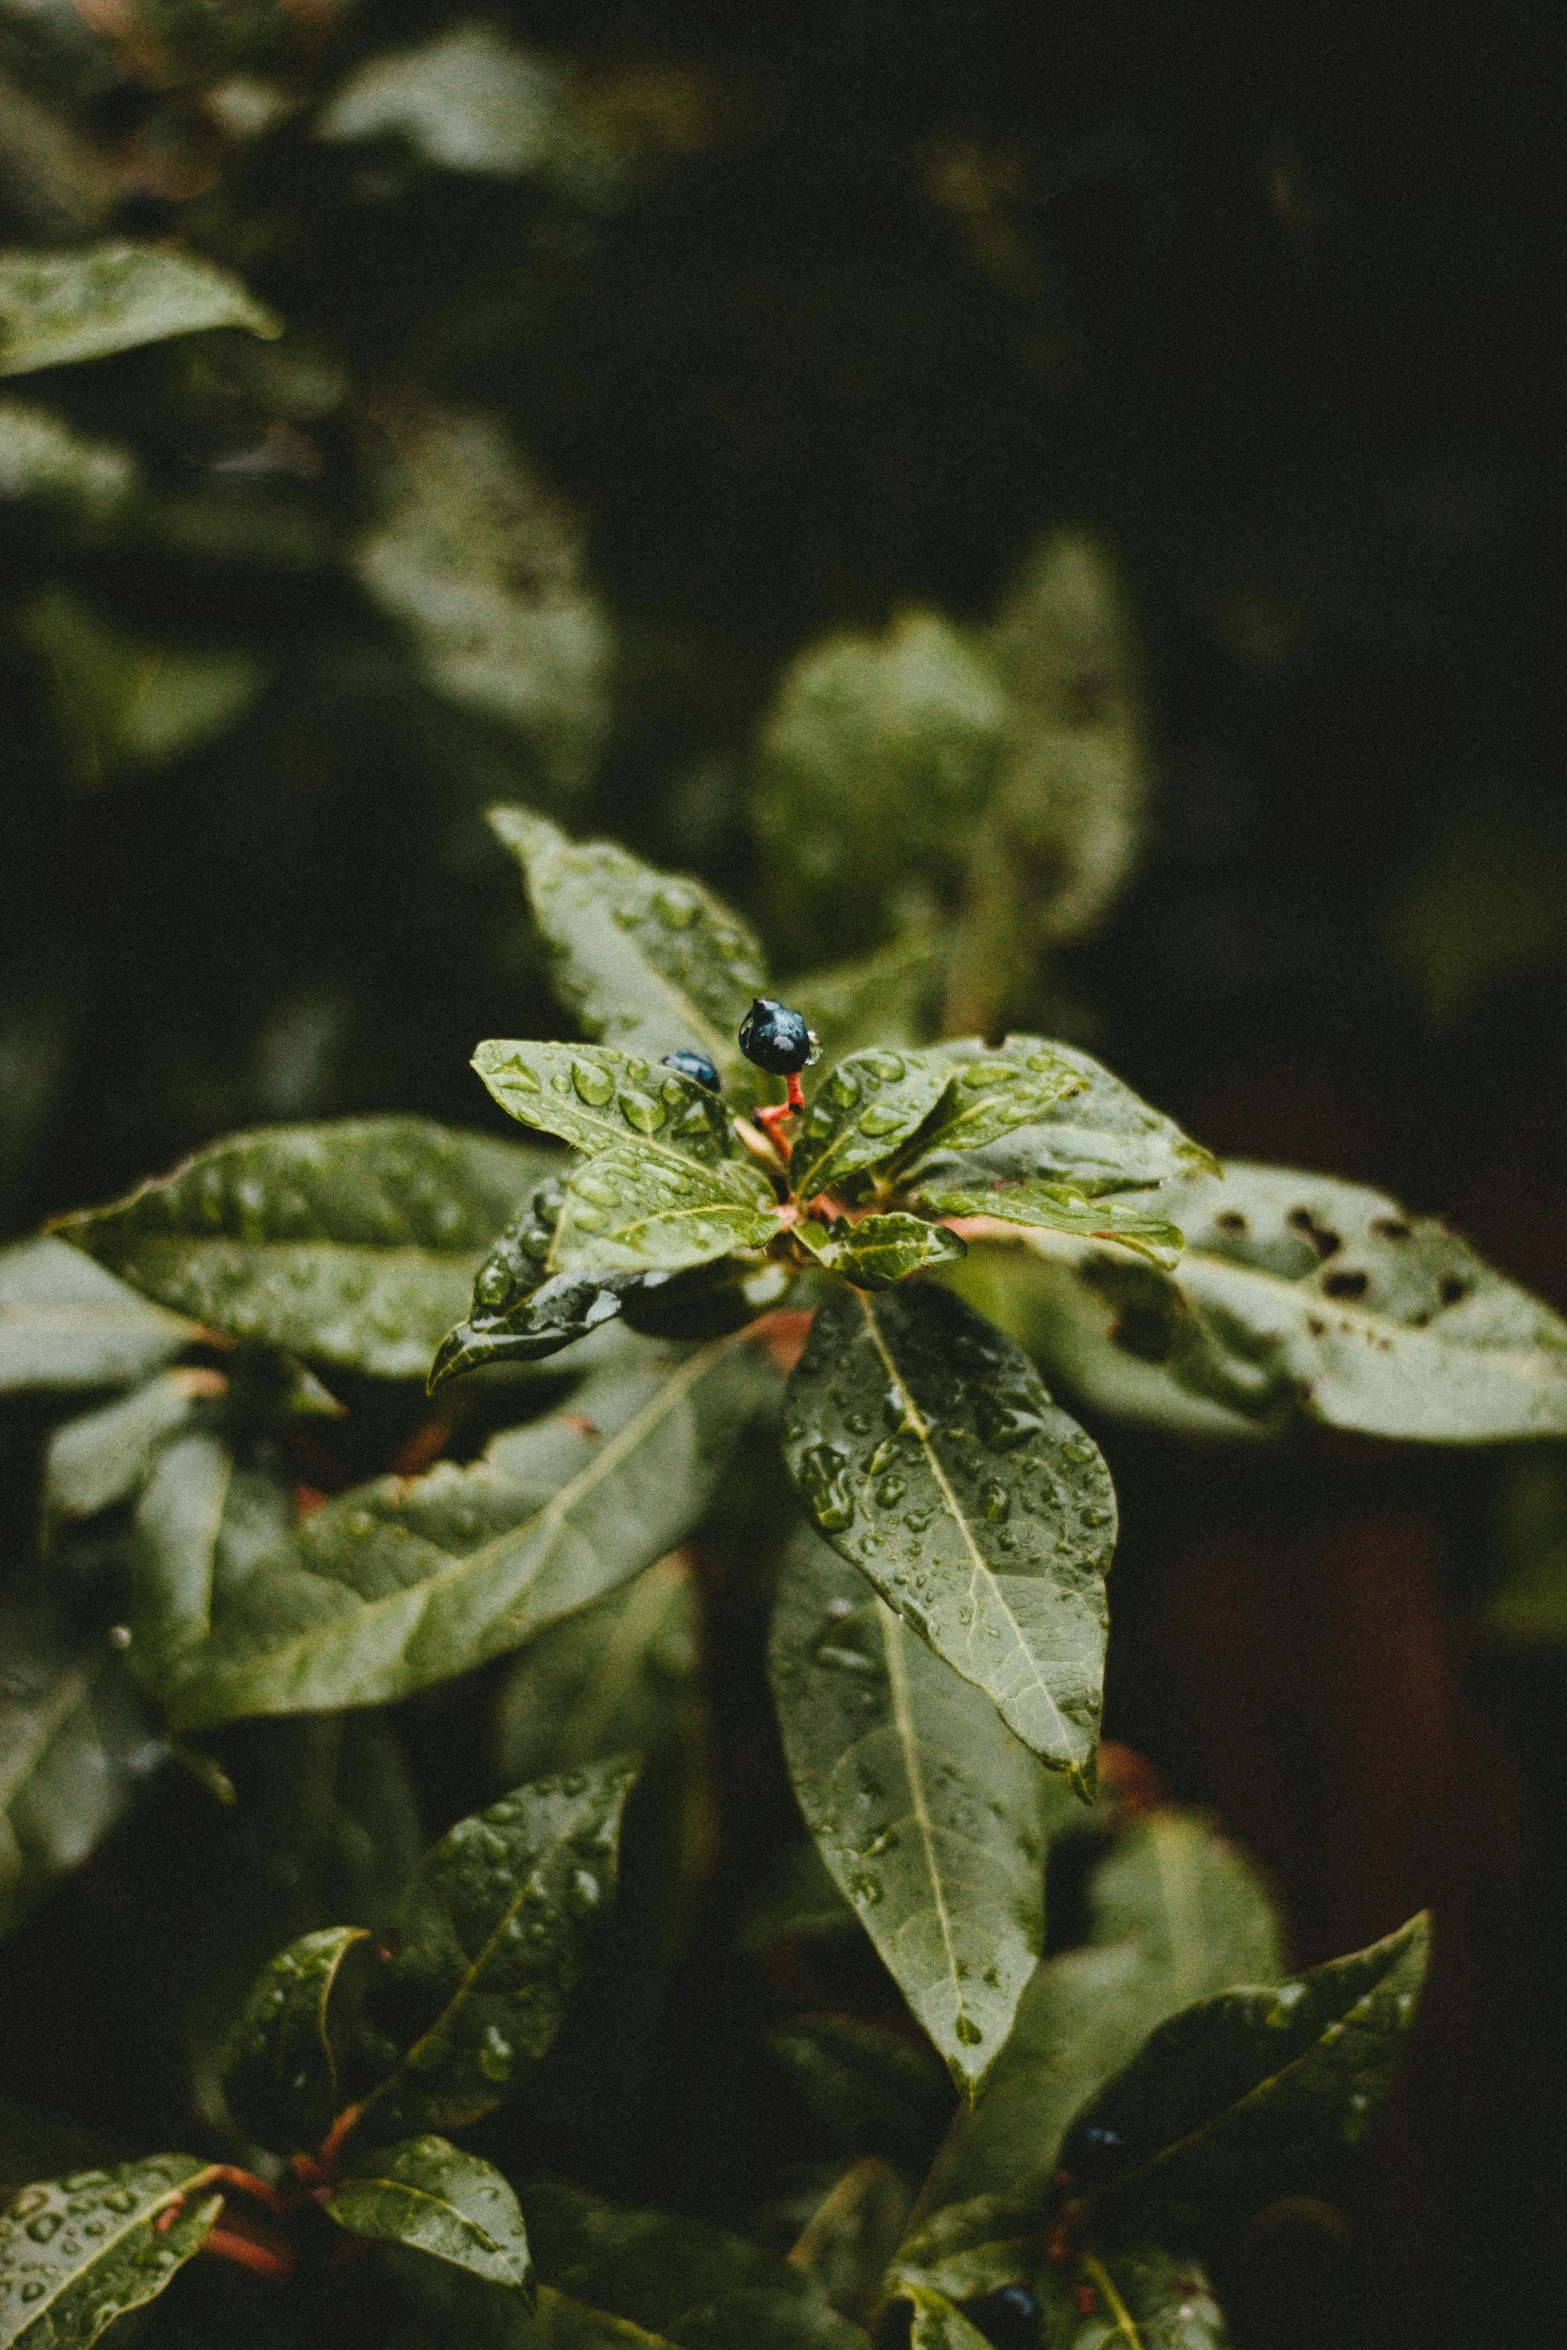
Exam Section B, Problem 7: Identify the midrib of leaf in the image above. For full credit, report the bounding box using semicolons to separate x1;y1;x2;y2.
876;1598;966;2045
311;1930;367;2116
1081;2254;1144;2348
17;2176;208;2328
341;2173;512;2260
0;1652;104;1812
606;929;736;1066
855;1292;1075;1755
503;1073;750;1194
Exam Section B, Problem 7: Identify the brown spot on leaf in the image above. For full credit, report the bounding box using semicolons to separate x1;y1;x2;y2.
1323;1269;1369;1301
1289;1206;1342;1259
1306;1315;1326;1337
1438;1275;1470;1307
1372;1216;1413;1241
1216;1209;1248;1234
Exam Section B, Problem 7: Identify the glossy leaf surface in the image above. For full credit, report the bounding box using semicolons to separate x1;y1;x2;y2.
55;1119;551;1381
0;241;278;375
0;2156;221;2348
928;1042;1216;1197
127;1431;232;1684
770;1528;1068;2089
900;1041;1088;1164
0;1238;195;1393
788;1052;953;1200
222;1924;368;2154
164;1330;773;1725
474;1042;771;1200
782;1285;1114;1778
1016;1162;1567;1439
914;1179;1182;1267
798;1216;966;1290
490;806;766;1077
43;1368;218;1523
1044;2250;1230;2349
349;1760;636;2138
494;1550;700;1784
550;1145;780;1276
326;2134;533;2292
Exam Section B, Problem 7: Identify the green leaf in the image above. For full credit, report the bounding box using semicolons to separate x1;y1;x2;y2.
787;2159;911;2326
904;2287;993;2350
0;400;137;524
325;2135;533;2294
0;241;279;376
1013;1162;1567;1440
0;1605;163;1942
494;1550;701;1785
809;1215;966;1291
788;1052;955;1200
489;807;768;1078
128;1431;232;1683
474;1041;766;1195
551;1145;781;1277
923;1043;1216;1198
518;2179;871;2349
0;2155;222;2348
532;2291;682;2347
0;1238;196;1394
42;1367;219;1523
912;1179;1183;1268
221;1924;369;2155
899;1041;1088;1166
767;2017;953;2172
53;1117;555;1381
1043;2249;1230;2348
1066;1912;1430;2236
347;1760;636;2139
430;1271;643;1386
782;1284;1115;1779
770;1527;1070;2090
789;931;942;1071
164;1328;774;1726
15;586;268;782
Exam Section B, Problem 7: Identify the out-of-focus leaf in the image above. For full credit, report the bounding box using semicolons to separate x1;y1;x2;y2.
754;611;1005;964
317;23;622;203
788;1051;953;1200
489;805;767;1080
903;2287;993;2350
787;2159;909;2325
789;931;942;1071
1;1604;164;1941
912;1043;1215;1200
0;240;279;375
770;1528;1069;2089
221;1923;368;2154
43;1365;220;1523
1010;1162;1567;1440
551;1145;780;1277
15;586;267;781
353;408;610;796
1389;806;1567;1023
767;2016;953;2171
890;1811;1283;2290
55;1117;551;1381
531;2289;680;2346
348;1760;636;2139
799;1215;965;1291
128;1429;232;1682
0;1237;195;1393
0;400;137;522
518;2179;871;2349
0;2155;221;2347
914;1179;1182;1269
165;1328;774;1725
1480;1447;1567;1642
1065;1913;1429;2237
494;1549;700;1784
1042;2249;1230;2349
325;2135;533;2293
782;1285;1114;1780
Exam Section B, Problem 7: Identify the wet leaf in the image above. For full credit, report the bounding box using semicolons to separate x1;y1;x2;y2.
1044;2249;1230;2349
912;1179;1182;1268
789;1052;954;1201
54;1118;552;1381
0;2155;221;2348
164;1327;774;1725
0;1604;164;1941
128;1430;232;1684
550;1144;781;1277
1015;1163;1567;1440
0;241;279;376
811;1215;966;1291
494;1550;700;1785
347;1760;636;2139
221;1924;368;2155
430;1270;643;1386
789;931;942;1072
473;1041;766;1197
0;400;137;524
0;1237;195;1394
518;2179;871;2349
782;1284;1115;1779
904;2287;993;2350
898;1042;1088;1166
770;1528;1070;2089
1067;1913;1430;2237
890;1811;1283;2290
922;1043;1216;1199
325;2135;533;2294
43;1367;218;1524
489;806;767;1080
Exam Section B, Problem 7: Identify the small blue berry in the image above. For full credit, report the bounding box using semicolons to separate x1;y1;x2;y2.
1058;2119;1127;2186
961;2284;1042;2350
737;997;815;1076
662;1049;722;1091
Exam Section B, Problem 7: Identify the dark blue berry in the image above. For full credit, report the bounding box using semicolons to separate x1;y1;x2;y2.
662;1049;722;1091
1058;2119;1127;2187
961;2284;1042;2350
737;997;814;1075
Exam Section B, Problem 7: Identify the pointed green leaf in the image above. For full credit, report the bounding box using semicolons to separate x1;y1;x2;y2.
770;1528;1071;2090
0;1238;196;1394
789;931;942;1071
788;1052;954;1200
1016;1162;1567;1439
1067;1912;1430;2235
43;1368;218;1523
0;2156;222;2349
922;1042;1216;1198
1045;2250;1230;2349
53;1118;554;1381
325;2135;533;2293
348;1760;636;2139
1;1605;163;1942
904;2288;993;2350
782;1285;1114;1777
221;1925;369;2155
913;1179;1182;1268
518;2179;871;2349
551;1144;780;1276
817;1215;966;1291
490;807;767;1077
0;400;138;525
165;1328;775;1726
430;1276;639;1385
128;1431;232;1684
495;1550;700;1785
473;1042;769;1197
899;1041;1088;1164
0;241;279;376
532;2291;681;2348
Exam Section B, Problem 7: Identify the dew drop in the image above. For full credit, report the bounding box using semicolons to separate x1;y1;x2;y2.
802;1444;855;1532
875;1475;906;1509
570;1203;609;1233
954;2014;984;2045
20;2282;46;2303
571;1060;615;1106
620;1089;666;1134
25;2215;61;2243
857;1105;906;1137
980;1479;1011;1524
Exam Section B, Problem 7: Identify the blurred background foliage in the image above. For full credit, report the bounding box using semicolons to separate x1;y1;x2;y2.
3;3;1567;2346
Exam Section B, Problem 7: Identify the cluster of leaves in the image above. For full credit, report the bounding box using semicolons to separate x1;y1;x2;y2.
9;807;1567;2347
